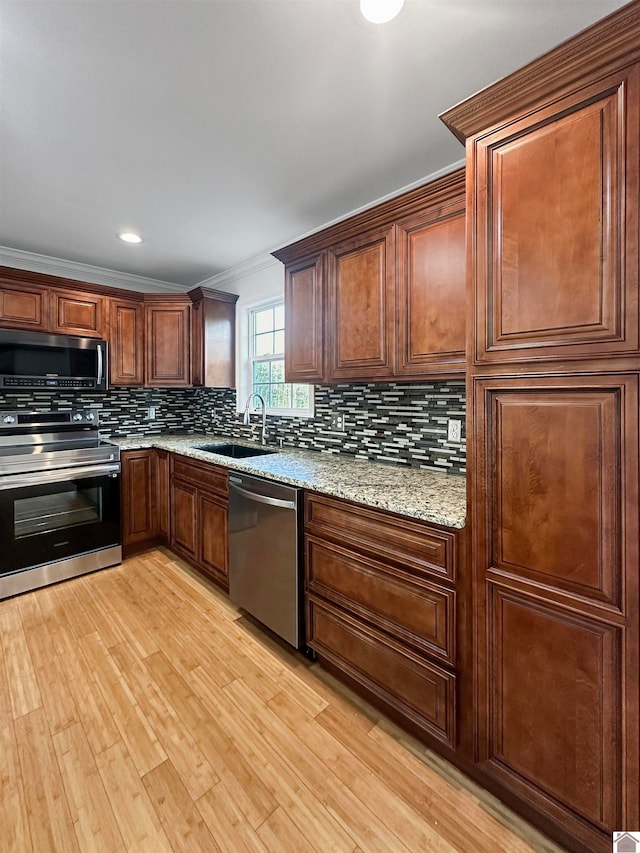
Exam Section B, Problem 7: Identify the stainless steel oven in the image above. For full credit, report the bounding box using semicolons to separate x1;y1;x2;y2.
0;409;121;599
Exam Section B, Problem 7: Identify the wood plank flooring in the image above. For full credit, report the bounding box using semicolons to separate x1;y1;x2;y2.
0;549;566;853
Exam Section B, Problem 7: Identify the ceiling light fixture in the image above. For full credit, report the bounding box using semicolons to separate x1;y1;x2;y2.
360;0;405;24
117;231;143;244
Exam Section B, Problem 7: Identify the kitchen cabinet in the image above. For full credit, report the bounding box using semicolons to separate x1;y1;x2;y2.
283;254;324;383
273;168;465;384
145;298;191;387
155;448;170;544
395;205;465;377
441;5;640;852
0;278;49;331
51;287;106;338
327;226;395;381
189;287;238;388
305;493;464;751
170;454;229;590
108;296;145;386
121;449;157;555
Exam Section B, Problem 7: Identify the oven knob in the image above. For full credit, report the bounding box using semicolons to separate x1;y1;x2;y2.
2;415;15;424
86;412;95;421
72;413;83;421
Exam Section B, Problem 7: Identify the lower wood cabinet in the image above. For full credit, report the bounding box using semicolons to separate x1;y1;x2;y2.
121;449;157;555
305;492;465;753
170;454;229;590
155;449;170;543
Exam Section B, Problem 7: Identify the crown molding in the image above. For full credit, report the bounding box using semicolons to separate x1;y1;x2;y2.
440;0;640;142
0;246;187;293
194;253;279;290
271;157;466;259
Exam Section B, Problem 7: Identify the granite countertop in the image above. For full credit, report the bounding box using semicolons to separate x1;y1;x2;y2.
111;433;467;529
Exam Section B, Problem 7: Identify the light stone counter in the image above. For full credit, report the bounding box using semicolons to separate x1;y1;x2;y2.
111;433;467;529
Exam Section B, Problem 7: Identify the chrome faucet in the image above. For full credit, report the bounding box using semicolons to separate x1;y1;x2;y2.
242;392;267;444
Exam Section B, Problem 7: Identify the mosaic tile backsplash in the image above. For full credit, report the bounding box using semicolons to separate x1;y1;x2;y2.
0;380;466;474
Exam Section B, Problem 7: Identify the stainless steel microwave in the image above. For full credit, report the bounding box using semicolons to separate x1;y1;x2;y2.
0;330;108;390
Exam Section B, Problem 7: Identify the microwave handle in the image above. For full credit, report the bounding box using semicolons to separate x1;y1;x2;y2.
97;343;103;384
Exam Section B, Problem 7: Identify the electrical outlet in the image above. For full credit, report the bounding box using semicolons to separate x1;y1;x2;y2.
447;419;462;443
330;412;345;431
147;407;156;420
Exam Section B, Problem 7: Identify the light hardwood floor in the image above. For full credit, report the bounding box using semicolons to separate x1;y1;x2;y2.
0;548;566;853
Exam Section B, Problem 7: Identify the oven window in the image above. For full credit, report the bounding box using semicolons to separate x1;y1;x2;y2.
14;484;103;539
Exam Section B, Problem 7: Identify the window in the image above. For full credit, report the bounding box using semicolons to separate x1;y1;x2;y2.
246;300;313;417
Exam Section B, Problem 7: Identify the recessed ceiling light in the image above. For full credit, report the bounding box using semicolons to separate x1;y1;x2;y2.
360;0;405;24
117;231;143;244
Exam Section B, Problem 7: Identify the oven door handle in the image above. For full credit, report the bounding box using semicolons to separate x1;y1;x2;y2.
0;463;121;491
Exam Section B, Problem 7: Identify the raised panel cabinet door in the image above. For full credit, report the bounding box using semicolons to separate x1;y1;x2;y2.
284;254;324;382
145;302;191;386
396;209;465;377
109;298;144;386
472;373;639;845
472;65;640;364
327;227;395;381
198;491;228;586
121;450;157;550
51;288;106;337
170;480;198;560
0;282;50;331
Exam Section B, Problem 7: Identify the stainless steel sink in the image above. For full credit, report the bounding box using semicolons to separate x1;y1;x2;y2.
195;443;276;458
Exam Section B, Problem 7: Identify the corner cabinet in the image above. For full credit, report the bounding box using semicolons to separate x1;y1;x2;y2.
441;4;640;852
189;287;239;388
273;168;466;384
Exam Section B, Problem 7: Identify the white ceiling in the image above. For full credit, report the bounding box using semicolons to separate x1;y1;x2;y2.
0;0;628;288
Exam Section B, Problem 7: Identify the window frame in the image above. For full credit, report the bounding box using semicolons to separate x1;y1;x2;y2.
238;297;314;419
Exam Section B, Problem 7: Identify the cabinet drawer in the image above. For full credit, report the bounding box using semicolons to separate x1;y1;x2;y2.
305;493;455;582
308;597;456;747
171;454;228;497
306;536;455;663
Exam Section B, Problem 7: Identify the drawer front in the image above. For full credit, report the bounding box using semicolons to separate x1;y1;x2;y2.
305;493;455;581
171;454;228;497
307;597;456;747
306;536;455;663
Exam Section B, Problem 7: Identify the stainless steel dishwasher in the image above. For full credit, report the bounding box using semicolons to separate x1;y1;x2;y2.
228;472;304;649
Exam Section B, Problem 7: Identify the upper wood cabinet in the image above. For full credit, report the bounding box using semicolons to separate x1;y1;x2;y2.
396;206;465;377
273;168;466;384
51;288;106;338
284;254;324;383
0;280;50;331
108;297;145;386
189;287;238;388
145;299;191;387
327;226;395;381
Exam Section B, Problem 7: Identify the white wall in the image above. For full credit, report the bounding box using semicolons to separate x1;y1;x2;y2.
196;252;284;403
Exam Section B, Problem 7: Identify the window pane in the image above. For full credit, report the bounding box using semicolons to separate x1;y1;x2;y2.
274;330;285;354
254;383;271;407
255;332;275;356
254;308;274;334
270;359;285;383
253;361;270;384
274;304;285;330
271;384;292;409
292;384;311;409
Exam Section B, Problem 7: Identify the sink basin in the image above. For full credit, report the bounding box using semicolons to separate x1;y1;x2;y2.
195;443;276;458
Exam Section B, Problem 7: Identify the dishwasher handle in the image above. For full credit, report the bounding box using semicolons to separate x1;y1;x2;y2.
229;480;297;510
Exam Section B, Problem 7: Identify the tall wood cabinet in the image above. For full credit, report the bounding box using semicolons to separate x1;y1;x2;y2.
441;4;640;851
273;168;466;383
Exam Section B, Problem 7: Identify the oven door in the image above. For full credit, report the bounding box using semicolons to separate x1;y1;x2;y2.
0;464;120;576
